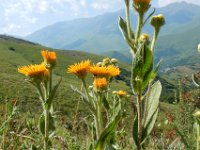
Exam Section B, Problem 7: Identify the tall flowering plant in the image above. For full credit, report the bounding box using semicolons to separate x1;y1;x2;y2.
119;0;165;149
18;50;61;150
68;58;128;149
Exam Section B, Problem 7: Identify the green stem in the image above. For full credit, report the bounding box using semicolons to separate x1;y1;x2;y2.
135;13;144;47
197;122;200;150
125;0;131;39
151;28;160;53
95;94;103;139
137;93;142;150
49;69;53;95
82;79;90;101
44;107;49;150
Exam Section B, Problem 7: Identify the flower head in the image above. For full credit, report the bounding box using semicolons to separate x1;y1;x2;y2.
133;0;151;13
90;65;120;77
150;14;165;29
41;50;57;68
18;64;49;82
67;60;91;79
139;33;150;45
117;90;127;98
93;78;107;91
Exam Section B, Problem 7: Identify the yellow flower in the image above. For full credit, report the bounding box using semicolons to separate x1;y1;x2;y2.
117;90;127;98
41;50;57;68
90;65;120;77
18;64;49;81
67;60;91;79
93;78;107;91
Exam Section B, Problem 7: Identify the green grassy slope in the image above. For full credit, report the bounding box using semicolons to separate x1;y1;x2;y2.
0;35;131;117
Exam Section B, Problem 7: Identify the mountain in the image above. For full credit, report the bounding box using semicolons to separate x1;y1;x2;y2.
26;2;200;54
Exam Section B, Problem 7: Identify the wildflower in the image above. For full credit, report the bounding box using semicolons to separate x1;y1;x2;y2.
150;14;165;29
18;64;49;82
117;90;127;98
67;60;91;79
93;78;107;91
41;50;57;68
90;65;120;77
133;0;151;13
139;33;150;45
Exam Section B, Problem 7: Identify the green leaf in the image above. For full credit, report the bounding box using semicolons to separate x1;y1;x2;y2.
132;44;153;93
102;96;110;111
39;112;55;137
71;85;95;113
95;110;121;150
46;78;62;107
119;17;136;53
132;113;139;147
141;81;162;143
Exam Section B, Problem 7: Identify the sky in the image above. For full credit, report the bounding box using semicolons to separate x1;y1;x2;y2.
0;0;200;36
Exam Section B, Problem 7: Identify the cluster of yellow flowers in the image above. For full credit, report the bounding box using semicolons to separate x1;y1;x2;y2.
18;51;126;97
18;50;56;82
68;60;120;92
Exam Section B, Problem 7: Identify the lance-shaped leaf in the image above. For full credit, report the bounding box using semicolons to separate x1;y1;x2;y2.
95;108;121;150
46;78;62;107
119;17;136;53
71;85;95;114
39;112;55;137
142;81;162;143
132;44;153;93
132;113;139;147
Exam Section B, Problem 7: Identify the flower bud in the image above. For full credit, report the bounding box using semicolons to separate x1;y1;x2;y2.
96;62;102;67
111;58;118;64
194;110;200;117
150;14;165;29
102;57;110;66
198;44;200;53
133;0;151;13
139;33;150;45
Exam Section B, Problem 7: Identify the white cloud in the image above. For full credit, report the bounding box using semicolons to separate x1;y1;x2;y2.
158;0;200;7
91;0;123;11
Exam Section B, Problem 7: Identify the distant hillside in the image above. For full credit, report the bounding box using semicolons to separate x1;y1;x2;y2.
26;2;200;54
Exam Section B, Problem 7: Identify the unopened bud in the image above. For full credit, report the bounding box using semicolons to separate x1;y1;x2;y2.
102;57;110;66
198;44;200;52
194;111;200;117
150;14;165;29
96;62;102;67
111;58;118;64
139;33;150;45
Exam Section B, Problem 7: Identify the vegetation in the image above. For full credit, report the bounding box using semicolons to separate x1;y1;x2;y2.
1;1;200;150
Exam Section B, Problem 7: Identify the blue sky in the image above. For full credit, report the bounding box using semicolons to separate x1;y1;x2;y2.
0;0;199;36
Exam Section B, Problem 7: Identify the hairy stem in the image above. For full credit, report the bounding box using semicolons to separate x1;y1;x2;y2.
135;13;144;47
137;93;143;150
44;106;49;150
151;28;160;53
